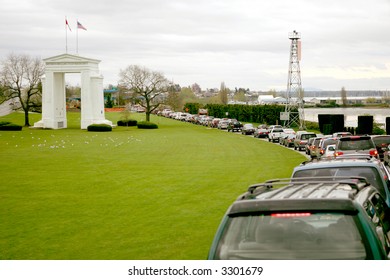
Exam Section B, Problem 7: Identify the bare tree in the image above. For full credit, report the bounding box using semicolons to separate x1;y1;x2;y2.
219;82;229;104
341;86;347;107
119;65;170;122
0;54;44;126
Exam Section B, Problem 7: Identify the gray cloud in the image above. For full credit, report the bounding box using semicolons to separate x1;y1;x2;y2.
1;0;389;90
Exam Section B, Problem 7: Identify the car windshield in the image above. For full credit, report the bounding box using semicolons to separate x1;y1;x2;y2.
293;166;385;197
215;213;366;260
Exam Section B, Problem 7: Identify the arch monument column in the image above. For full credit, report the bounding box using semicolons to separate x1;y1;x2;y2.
34;53;112;129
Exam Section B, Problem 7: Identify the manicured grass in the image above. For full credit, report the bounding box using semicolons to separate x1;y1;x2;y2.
0;112;305;259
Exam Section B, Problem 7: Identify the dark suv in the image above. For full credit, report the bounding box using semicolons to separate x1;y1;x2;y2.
208;178;390;260
227;120;242;132
291;157;390;207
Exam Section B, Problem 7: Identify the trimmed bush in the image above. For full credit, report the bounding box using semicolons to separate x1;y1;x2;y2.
357;115;373;135
117;120;138;127
87;124;112;132
318;114;344;134
137;121;158;129
0;123;23;131
0;121;12;127
323;124;333;135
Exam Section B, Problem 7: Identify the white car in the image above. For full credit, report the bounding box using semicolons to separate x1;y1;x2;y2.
323;144;336;158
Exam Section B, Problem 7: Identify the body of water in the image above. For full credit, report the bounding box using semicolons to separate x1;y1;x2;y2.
304;107;389;127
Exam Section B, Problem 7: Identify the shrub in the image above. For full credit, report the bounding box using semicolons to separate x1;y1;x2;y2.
318;114;344;134
323;124;333;135
0;123;23;131
87;124;112;132
357;115;373;135
137;121;158;129
117;120;138;126
0;121;12;127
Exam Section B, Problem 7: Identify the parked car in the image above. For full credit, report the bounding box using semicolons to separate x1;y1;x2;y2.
372;135;390;161
208;177;390;260
242;123;255;135
334;135;378;159
268;127;284;142
294;131;317;151
309;137;324;159
316;136;338;158
211;118;221;128
305;137;316;155
254;125;269;138
384;144;390;166
267;125;283;131
323;144;336;158
278;128;296;145
291;156;390;207
217;120;229;130
227;120;242;132
281;134;296;147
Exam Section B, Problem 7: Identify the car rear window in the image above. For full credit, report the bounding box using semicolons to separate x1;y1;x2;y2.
338;139;375;150
215;213;366;260
301;134;316;140
373;136;390;147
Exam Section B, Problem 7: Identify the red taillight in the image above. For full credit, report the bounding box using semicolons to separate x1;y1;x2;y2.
271;213;311;218
369;149;378;157
335;151;344;157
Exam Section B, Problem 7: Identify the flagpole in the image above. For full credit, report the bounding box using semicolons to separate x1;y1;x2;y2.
76;18;78;55
65;16;68;53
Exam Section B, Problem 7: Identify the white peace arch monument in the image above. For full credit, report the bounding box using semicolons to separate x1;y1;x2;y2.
34;53;112;129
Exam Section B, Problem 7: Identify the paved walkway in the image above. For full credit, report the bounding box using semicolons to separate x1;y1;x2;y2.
0;98;19;116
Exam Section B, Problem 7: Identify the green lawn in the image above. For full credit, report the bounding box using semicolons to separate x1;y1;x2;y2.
0;112;305;259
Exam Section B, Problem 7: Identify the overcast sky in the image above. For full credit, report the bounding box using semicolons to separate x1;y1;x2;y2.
1;0;389;91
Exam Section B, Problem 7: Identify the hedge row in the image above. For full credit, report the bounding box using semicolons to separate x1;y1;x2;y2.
184;103;289;125
357;115;373;135
318;114;383;135
117;120;138;126
87;124;112;132
0;121;23;131
318;114;344;134
137;121;158;129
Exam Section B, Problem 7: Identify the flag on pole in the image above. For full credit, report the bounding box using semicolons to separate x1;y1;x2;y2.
65;18;72;31
77;21;87;31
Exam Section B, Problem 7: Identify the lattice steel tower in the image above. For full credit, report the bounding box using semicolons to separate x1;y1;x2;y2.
284;30;305;129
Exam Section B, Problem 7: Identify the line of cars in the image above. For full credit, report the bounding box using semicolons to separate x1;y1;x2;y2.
159;111;390;259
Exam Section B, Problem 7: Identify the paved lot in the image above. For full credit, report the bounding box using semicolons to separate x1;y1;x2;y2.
0;98;18;117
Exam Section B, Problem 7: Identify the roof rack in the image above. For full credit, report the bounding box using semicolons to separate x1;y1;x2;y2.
332;154;377;161
240;176;370;200
301;154;378;165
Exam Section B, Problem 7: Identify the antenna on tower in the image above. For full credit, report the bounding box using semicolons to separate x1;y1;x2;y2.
283;30;305;129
